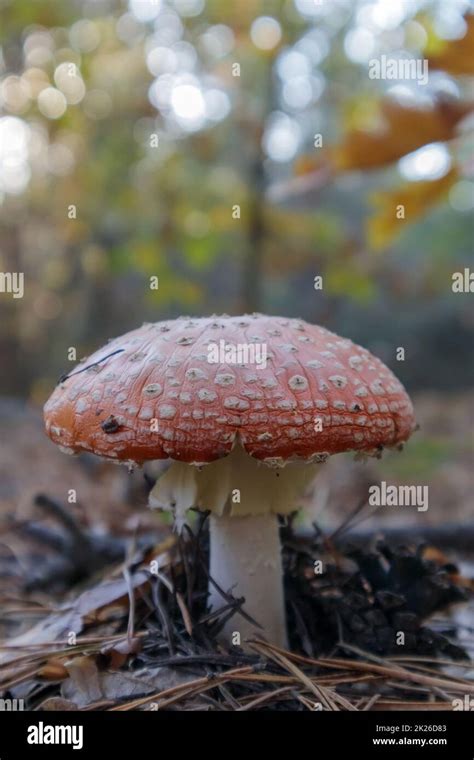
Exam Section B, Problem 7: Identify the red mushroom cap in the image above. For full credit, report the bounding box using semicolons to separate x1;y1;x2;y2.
44;315;416;465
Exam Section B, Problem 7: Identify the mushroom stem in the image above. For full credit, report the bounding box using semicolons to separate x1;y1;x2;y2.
208;512;288;649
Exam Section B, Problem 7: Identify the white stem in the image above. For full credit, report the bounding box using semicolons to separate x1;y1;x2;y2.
208;512;288;648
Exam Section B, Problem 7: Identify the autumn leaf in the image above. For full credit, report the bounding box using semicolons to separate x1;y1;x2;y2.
331;101;471;171
295;100;471;180
427;15;474;75
367;169;457;249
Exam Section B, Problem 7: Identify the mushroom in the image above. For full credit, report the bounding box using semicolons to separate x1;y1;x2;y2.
44;314;416;648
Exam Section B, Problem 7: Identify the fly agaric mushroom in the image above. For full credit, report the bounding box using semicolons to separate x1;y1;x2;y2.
44;315;415;648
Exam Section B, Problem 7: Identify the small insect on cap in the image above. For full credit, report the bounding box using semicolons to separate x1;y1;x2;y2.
43;314;416;466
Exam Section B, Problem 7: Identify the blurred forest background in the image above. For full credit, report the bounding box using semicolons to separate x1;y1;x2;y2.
0;0;472;531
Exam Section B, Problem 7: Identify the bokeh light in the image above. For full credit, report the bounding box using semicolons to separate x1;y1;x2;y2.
199;24;234;58
0;116;31;195
262;112;301;162
37;87;67;119
69;19;101;52
250;17;282;51
0;76;31;114
344;28;376;63
294;0;327;19
399;143;452;181
434;6;468;40
23;31;54;67
371;1;407;31
276;49;311;80
116;12;145;44
21;68;50;98
54;63;86;105
170;82;206;130
146;46;178;75
295;30;329;65
282;76;313;110
129;0;163;23
204;88;231;121
151;11;183;44
172;0;204;18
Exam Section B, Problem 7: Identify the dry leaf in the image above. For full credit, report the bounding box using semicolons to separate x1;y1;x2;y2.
332;102;470;171
61;663;191;708
428;15;474;75
38;659;69;681
36;697;78;710
367;169;457;249
0;571;149;664
64;655;103;704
